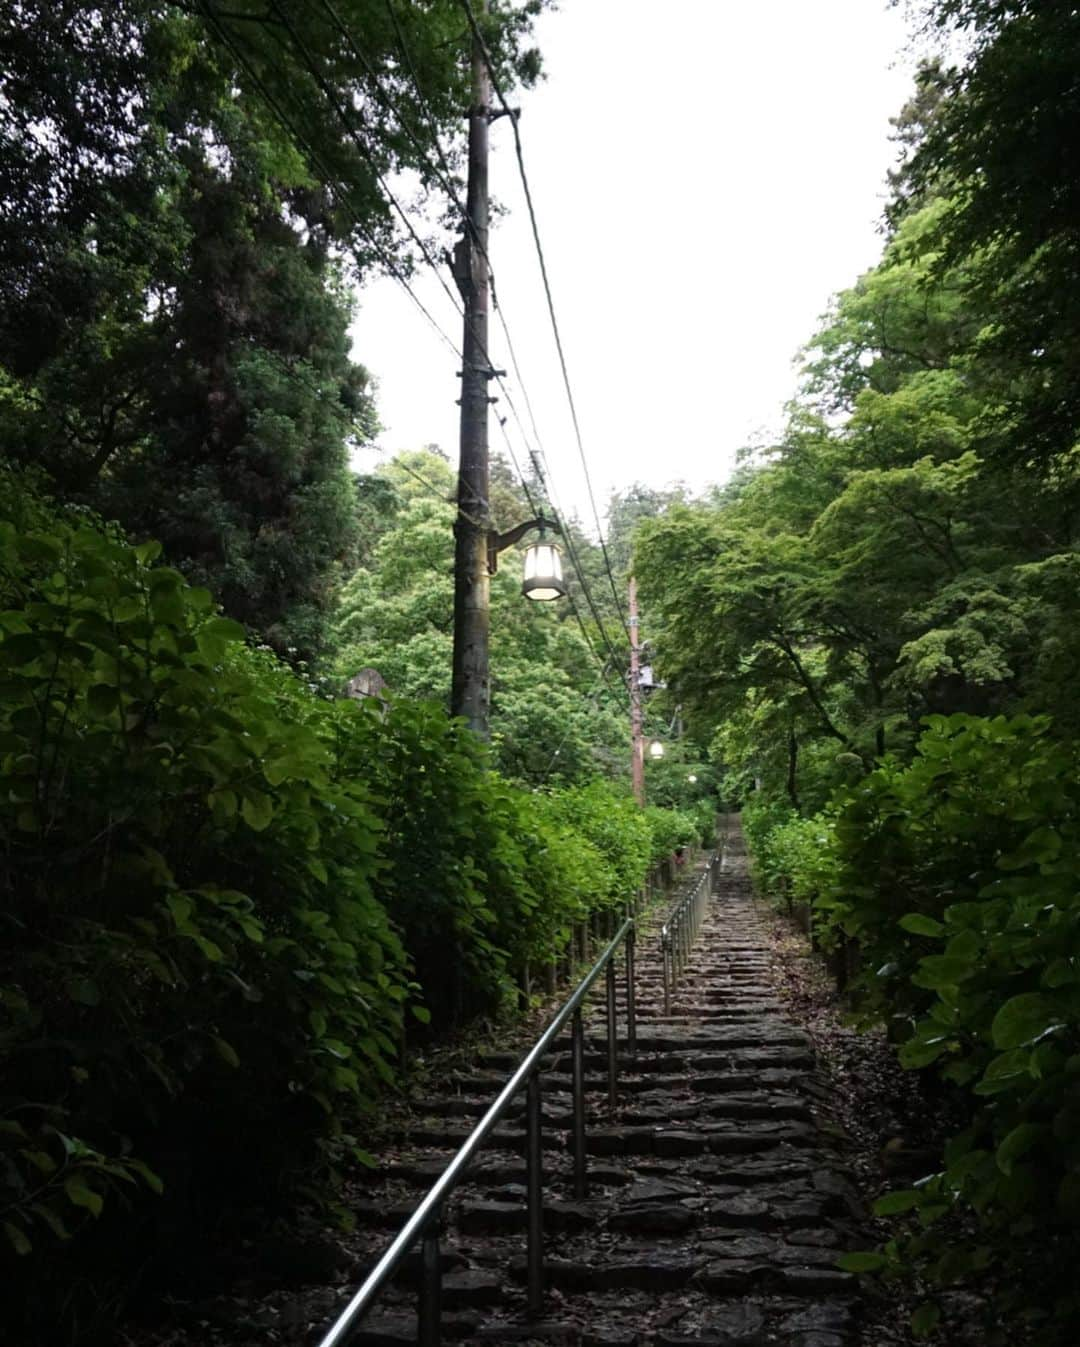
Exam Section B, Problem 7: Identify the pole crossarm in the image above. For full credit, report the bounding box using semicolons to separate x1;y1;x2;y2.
486;515;561;575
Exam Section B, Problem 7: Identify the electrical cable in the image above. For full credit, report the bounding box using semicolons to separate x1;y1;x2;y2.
458;0;630;636
197;2;461;358
267;0;465;324
367;0;627;671
201;1;627;694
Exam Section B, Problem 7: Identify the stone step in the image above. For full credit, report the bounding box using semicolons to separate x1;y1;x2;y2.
346;823;866;1347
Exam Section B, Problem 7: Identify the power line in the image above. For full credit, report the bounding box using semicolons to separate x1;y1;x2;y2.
305;0;622;678
201;1;627;693
266;0;465;325
458;0;630;636
198;2;461;358
367;0;627;673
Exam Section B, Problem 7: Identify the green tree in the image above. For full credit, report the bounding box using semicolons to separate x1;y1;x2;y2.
329;449;629;784
0;0;546;655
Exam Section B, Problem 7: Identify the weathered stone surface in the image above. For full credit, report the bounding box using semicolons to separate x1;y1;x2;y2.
623;1177;699;1203
786;1228;841;1247
354;1311;481;1345
586;1163;633;1186
699;1234;778;1260
693;1258;769;1293
773;1243;846;1267
585;1126;655;1156
333;835;874;1347
608;1202;697;1233
704;1302;768;1339
458;1200;524;1233
547;1199;600;1232
654;1130;706;1158
707;1195;771;1227
698;1156;810;1186
526;1254;702;1293
622;1103;700;1125
779;1266;856;1295
474;1321;577;1343
781;1303;853;1333
441;1269;504;1308
395;1247;468;1283
812;1169;865;1217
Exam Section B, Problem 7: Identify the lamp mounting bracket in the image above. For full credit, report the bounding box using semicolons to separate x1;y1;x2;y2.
487;515;561;576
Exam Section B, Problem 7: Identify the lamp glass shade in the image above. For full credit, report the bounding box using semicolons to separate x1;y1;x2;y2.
648;739;665;759
522;541;566;601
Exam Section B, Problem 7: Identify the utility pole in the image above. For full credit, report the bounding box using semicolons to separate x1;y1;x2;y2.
450;1;492;736
628;576;645;805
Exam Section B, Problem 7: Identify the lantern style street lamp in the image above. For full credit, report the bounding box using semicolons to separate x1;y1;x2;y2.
487;516;566;601
648;739;665;760
521;537;566;601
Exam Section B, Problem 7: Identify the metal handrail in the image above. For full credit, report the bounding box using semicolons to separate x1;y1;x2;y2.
660;848;721;1014
318;917;638;1347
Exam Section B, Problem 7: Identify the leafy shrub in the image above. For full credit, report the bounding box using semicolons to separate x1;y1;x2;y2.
691;798;719;847
741;794;799;894
818;715;1080;1338
542;781;653;910
643;804;700;864
0;469;678;1340
762;814;839;907
0;490;410;1333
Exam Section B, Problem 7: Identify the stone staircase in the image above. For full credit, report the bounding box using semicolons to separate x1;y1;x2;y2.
343;824;862;1346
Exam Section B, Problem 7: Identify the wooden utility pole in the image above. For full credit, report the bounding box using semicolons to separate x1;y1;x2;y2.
450;3;492;736
628;576;645;805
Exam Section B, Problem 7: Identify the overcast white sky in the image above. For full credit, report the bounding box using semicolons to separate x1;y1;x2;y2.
349;0;919;528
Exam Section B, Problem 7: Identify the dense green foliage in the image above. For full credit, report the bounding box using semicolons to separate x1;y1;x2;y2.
0;6;717;1345
0;0;544;658
634;2;1080;1336
0;474;691;1341
331;450;667;786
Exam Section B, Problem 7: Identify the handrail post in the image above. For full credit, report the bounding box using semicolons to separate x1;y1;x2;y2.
571;1007;587;1198
605;958;618;1112
661;928;671;1015
418;1218;442;1347
625;922;636;1056
526;1072;544;1316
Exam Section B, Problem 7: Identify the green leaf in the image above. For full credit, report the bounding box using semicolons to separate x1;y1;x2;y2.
996;1122;1044;1175
30;1202;69;1240
127;1159;164;1195
899;913;945;937
86;683;119;718
911;955;973;989
911;1302;941;1338
411;1005;432;1025
63;1174;103;1218
3;1220;31;1256
68;978;101;1007
241;791;274;832
900;1035;952;1069
200;616;247;644
872;1188;921;1216
836;1250;887;1272
992;993;1063;1050
212;1036;240;1068
134;541;163;565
